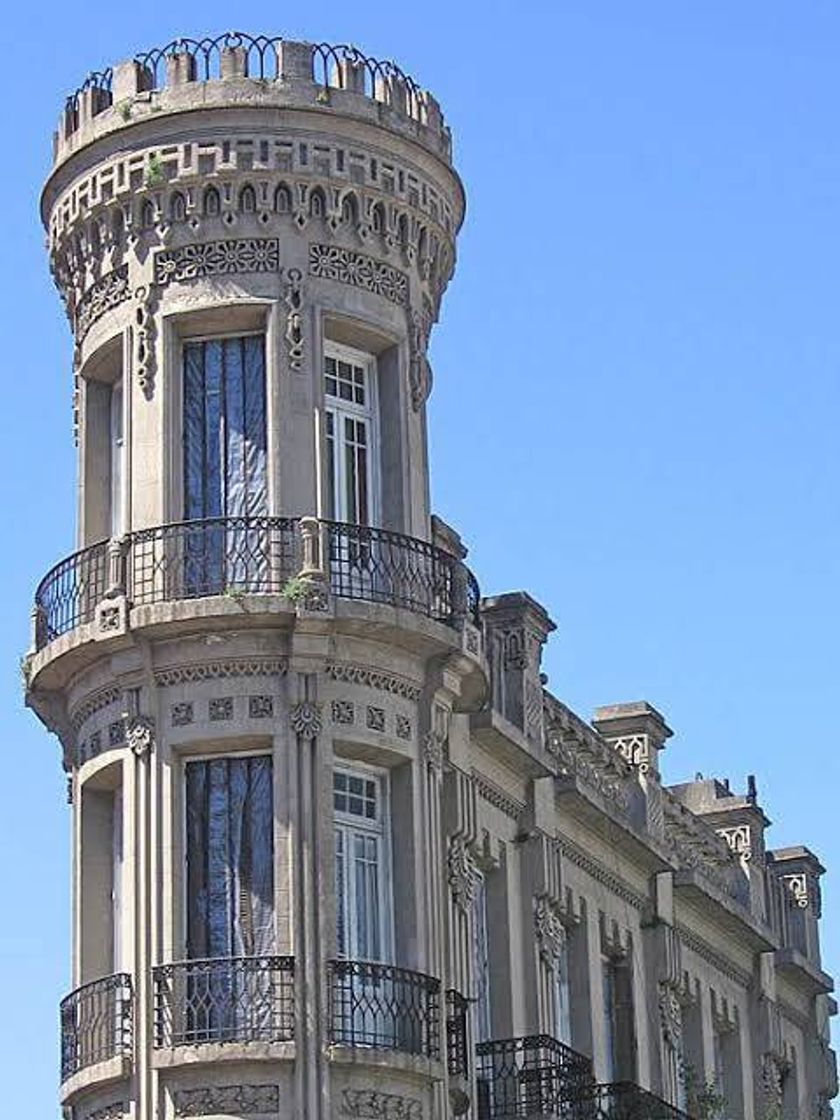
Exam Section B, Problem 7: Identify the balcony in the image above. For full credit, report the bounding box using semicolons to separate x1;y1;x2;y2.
328;959;441;1059
152;955;295;1048
32;515;480;651
60;972;132;1082
591;1083;695;1120
475;1035;594;1119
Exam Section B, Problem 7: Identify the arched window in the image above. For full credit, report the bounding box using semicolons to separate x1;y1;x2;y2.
397;212;409;252
371;203;386;235
341;192;359;227
309;188;326;219
203;187;221;217
239;184;257;214
140;199;155;229
274;183;292;213
169;192;186;222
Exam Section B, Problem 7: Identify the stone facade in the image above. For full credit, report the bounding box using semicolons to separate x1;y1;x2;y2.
26;31;835;1120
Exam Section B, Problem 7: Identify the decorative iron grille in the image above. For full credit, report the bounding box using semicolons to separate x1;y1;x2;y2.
129;516;299;605
152;956;295;1047
446;989;470;1079
475;1035;595;1120
59;972;132;1081
63;34;441;132
590;1083;695;1120
33;517;480;648
34;540;108;647
328;960;441;1058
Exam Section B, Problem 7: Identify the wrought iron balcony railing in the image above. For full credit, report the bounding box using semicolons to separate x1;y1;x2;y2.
591;1083;695;1120
328;959;441;1058
475;1034;594;1119
152;955;295;1047
446;988;470;1079
60;972;132;1081
32;516;480;650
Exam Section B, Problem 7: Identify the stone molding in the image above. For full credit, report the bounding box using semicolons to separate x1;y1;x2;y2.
675;922;752;988
554;834;647;912
325;662;421;702
309;243;408;306
154;237;280;284
473;771;524;820
74;264;130;341
154;658;287;687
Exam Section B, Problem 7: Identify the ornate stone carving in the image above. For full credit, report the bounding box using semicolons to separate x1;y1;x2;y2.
75;265;130;342
283;266;304;370
290;700;323;738
408;306;432;410
395;714;412;740
171;701;194;727
761;1053;785;1115
209;696;234;721
86;1104;128;1120
154;658;287;686
534;895;566;963
332;699;355;725
473;772;524;820
154;238;280;285
309;243;408;305
658;982;683;1049
325;662;421;702
716;824;752;862
70;686;122;733
784;873;815;909
109;719;125;746
447;833;479;911
173;1083;280;1117
341;1089;422;1119
612;733;652;774
249;695;274;718
123;714;155;757
423;730;445;775
366;705;385;732
134;284;156;399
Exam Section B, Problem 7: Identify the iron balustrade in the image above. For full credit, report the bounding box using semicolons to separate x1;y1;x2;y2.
33;517;480;649
153;956;295;1047
475;1035;595;1120
34;540;108;648
446;989;470;1079
328;960;441;1058
590;1083;695;1120
59;972;132;1081
129;516;300;606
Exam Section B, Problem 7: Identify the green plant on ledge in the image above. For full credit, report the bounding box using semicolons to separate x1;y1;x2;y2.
281;575;316;603
117;99;133;122
681;1062;728;1120
144;151;164;188
223;584;247;604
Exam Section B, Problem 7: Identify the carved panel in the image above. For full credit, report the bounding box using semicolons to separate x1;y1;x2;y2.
341;1089;422;1119
75;265;130;341
154;238;280;284
173;1083;280;1116
309;243;408;305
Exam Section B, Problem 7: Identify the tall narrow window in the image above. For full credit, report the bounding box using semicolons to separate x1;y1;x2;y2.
602;956;636;1083
552;932;571;1045
185;756;275;959
323;344;378;527
182;335;267;593
333;766;390;961
473;872;492;1044
110;379;124;537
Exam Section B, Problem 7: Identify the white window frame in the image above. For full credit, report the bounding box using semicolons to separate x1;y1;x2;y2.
322;341;380;528
333;760;393;964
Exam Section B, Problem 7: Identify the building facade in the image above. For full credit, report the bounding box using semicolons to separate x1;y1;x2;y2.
26;31;836;1120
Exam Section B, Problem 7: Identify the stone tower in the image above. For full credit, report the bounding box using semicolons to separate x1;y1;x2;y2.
28;33;484;1120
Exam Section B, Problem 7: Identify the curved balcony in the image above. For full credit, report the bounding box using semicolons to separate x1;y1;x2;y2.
475;1034;594;1119
591;1083;695;1120
60;972;132;1082
32;515;481;652
152;955;295;1048
328;959;441;1059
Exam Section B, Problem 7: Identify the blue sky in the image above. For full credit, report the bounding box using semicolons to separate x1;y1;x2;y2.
1;2;838;1110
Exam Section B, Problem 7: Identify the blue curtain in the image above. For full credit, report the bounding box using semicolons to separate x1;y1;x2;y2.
183;337;267;593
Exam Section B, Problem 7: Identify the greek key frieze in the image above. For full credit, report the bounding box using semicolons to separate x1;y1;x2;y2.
309;243;408;306
154;238;280;285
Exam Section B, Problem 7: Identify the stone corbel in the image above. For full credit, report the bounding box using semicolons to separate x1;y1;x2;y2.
283;267;304;371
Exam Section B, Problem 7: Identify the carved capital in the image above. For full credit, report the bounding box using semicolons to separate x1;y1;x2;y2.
123;714;155;757
290;700;323;738
534;894;566;963
447;833;479;911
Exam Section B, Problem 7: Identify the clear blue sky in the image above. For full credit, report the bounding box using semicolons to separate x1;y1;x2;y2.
1;2;837;1110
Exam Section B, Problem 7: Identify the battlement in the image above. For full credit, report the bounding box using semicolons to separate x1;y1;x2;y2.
54;32;452;169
